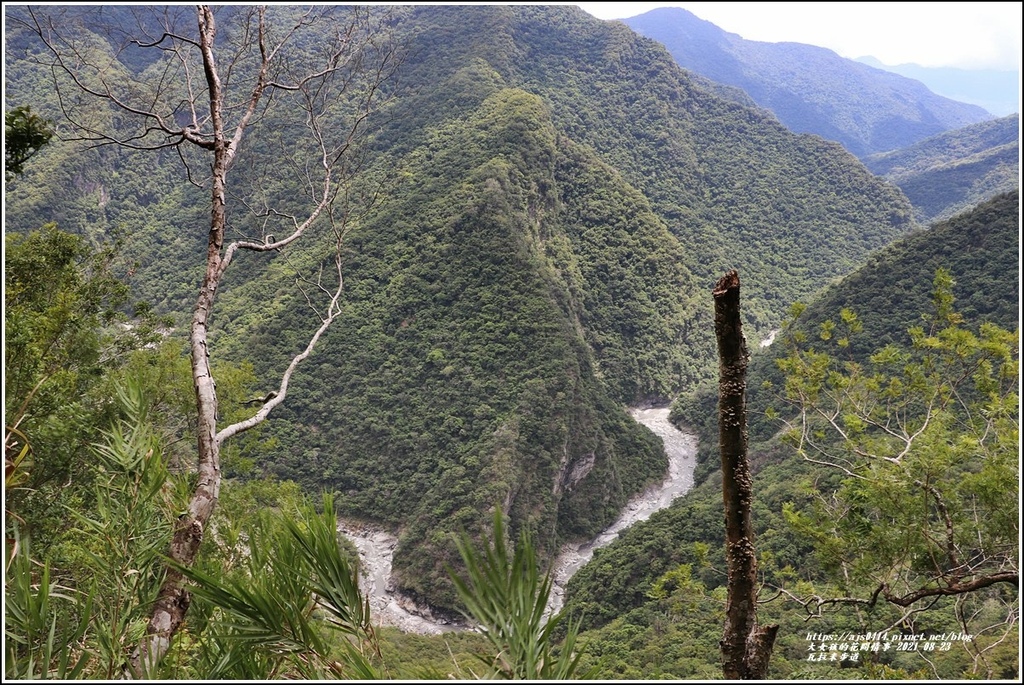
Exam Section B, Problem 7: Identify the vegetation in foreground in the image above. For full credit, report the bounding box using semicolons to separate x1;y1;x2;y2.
4;5;1016;680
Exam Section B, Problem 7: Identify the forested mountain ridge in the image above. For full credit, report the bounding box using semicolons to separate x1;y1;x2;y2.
674;188;1021;486
760;189;1019;356
5;4;915;612
864;114;1020;223
623;7;995;158
566;191;1020;678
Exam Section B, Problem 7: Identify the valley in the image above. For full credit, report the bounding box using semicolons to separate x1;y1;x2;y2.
3;3;1016;679
547;407;697;617
339;406;698;633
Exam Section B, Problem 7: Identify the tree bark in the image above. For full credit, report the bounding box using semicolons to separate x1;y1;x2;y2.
25;5;397;676
131;8;225;676
714;270;778;680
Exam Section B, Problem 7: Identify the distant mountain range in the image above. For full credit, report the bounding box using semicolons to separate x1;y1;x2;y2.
857;56;1019;117
623;7;996;158
865;114;1019;224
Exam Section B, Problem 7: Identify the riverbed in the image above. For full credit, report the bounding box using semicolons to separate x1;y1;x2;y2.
338;405;698;632
335;519;460;634
546;407;698;615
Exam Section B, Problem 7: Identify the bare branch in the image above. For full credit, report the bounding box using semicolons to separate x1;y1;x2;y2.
216;253;345;445
773;583;886;621
132;31;200;50
881;572;1019;607
914;478;961;580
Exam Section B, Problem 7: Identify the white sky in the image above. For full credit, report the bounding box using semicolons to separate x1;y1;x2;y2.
570;2;1021;70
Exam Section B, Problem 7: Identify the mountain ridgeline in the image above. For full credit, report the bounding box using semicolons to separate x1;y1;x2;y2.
623;7;995;158
5;5;916;611
856;56;1020;118
564;190;1020;679
864;113;1020;224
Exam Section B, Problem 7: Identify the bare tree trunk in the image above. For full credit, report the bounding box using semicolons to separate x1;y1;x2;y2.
714;270;778;680
25;4;399;675
133;187;225;676
132;9;226;675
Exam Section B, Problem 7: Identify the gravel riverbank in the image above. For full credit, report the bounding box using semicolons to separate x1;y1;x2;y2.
338;405;698;633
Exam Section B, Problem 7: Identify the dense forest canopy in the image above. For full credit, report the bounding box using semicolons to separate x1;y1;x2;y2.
6;6;1016;679
3;3;919;612
864;114;1019;224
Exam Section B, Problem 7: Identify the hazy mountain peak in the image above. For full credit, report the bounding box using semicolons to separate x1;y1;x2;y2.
625;8;995;157
856;55;1019;116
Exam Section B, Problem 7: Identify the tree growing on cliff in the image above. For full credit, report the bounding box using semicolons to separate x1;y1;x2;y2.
20;5;401;673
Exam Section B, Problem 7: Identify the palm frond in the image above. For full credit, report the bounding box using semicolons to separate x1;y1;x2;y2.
450;508;593;680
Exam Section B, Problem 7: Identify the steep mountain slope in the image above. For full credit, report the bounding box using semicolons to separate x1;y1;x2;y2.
676;189;1021;487
864;114;1020;223
5;4;917;610
567;191;1020;678
623;7;994;158
765;190;1019;353
253;90;690;608
442;6;915;339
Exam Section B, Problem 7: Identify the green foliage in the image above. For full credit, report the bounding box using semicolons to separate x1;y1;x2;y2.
229;5;914;608
5;389;609;680
67;382;183;678
573;563;726;680
5;379;184;679
5;225;127;432
4;531;93;680
179;493;382;680
774;268;1018;610
242;85;671;608
450;509;593;679
736;190;1020;461
562;443;1019;679
4;7;1017;678
5;105;53;179
373;629;493;680
865;114;1019;224
7;384;380;680
4;225;173;556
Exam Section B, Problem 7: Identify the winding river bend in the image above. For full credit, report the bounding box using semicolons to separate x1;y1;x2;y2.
338;406;698;634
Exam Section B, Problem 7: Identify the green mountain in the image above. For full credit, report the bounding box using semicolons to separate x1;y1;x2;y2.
623;7;995;158
864;114;1020;224
567;191;1020;678
676;189;1020;487
763;190;1018;353
5;4;916;611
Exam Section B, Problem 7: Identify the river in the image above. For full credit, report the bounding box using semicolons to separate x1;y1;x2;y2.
338;405;698;633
